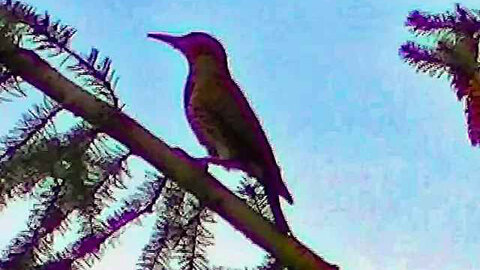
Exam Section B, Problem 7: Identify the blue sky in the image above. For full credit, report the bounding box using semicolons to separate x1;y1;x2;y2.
1;1;480;269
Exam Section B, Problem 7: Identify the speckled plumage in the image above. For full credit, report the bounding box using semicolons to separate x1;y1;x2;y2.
149;32;293;234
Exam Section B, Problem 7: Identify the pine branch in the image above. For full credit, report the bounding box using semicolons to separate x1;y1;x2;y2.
237;177;272;220
176;199;215;270
0;1;27;100
401;4;480;146
137;178;184;270
255;254;288;270
39;175;166;270
0;179;63;270
67;47;120;108
406;4;480;37
399;41;447;76
74;143;130;235
0;135;61;207
138;179;214;270
0;64;23;101
0;118;137;269
0;96;62;162
0;0;121;108
136;217;171;270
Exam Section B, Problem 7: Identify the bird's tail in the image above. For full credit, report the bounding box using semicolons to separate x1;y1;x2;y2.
266;190;292;235
270;166;294;205
262;166;293;234
249;162;293;234
276;180;294;205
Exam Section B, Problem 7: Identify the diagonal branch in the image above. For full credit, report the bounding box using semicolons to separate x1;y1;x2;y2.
0;40;339;270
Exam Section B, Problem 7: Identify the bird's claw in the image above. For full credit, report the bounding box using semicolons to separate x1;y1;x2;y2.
171;148;208;172
200;157;246;172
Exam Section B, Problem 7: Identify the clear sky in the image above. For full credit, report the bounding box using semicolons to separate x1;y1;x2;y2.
1;1;479;269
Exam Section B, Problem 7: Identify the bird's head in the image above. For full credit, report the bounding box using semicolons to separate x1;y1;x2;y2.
148;31;228;65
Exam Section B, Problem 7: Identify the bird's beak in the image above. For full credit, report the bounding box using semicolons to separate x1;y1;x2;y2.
147;32;183;50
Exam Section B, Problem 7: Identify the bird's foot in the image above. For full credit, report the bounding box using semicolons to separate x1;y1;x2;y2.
200;157;246;172
171;148;208;172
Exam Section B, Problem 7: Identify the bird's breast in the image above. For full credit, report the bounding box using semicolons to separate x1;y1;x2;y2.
187;55;231;104
189;74;227;106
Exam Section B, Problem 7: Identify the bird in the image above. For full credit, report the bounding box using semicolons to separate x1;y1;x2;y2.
148;31;293;234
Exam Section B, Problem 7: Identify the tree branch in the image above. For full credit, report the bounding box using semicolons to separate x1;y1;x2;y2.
0;41;339;270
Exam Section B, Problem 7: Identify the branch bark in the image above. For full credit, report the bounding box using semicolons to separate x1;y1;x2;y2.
0;41;339;270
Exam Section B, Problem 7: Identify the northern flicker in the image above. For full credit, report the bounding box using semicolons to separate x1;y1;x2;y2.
148;31;293;234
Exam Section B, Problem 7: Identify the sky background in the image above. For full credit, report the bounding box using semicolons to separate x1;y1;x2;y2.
1;1;479;269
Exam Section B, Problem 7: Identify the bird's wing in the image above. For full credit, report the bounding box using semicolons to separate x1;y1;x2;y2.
185;75;293;203
216;80;293;203
213;80;274;163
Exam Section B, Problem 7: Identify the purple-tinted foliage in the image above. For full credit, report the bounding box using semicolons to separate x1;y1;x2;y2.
41;259;73;270
399;41;442;65
72;234;106;258
42;213;65;235
399;41;475;100
402;4;480;146
39;178;166;269
0;0;76;47
67;208;139;258
0;100;62;162
451;71;472;100
106;209;138;231
0;182;64;269
406;4;480;36
406;10;455;33
65;125;97;146
466;95;480;146
454;4;480;36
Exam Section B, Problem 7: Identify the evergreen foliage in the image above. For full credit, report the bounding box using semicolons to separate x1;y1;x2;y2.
399;4;480;145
